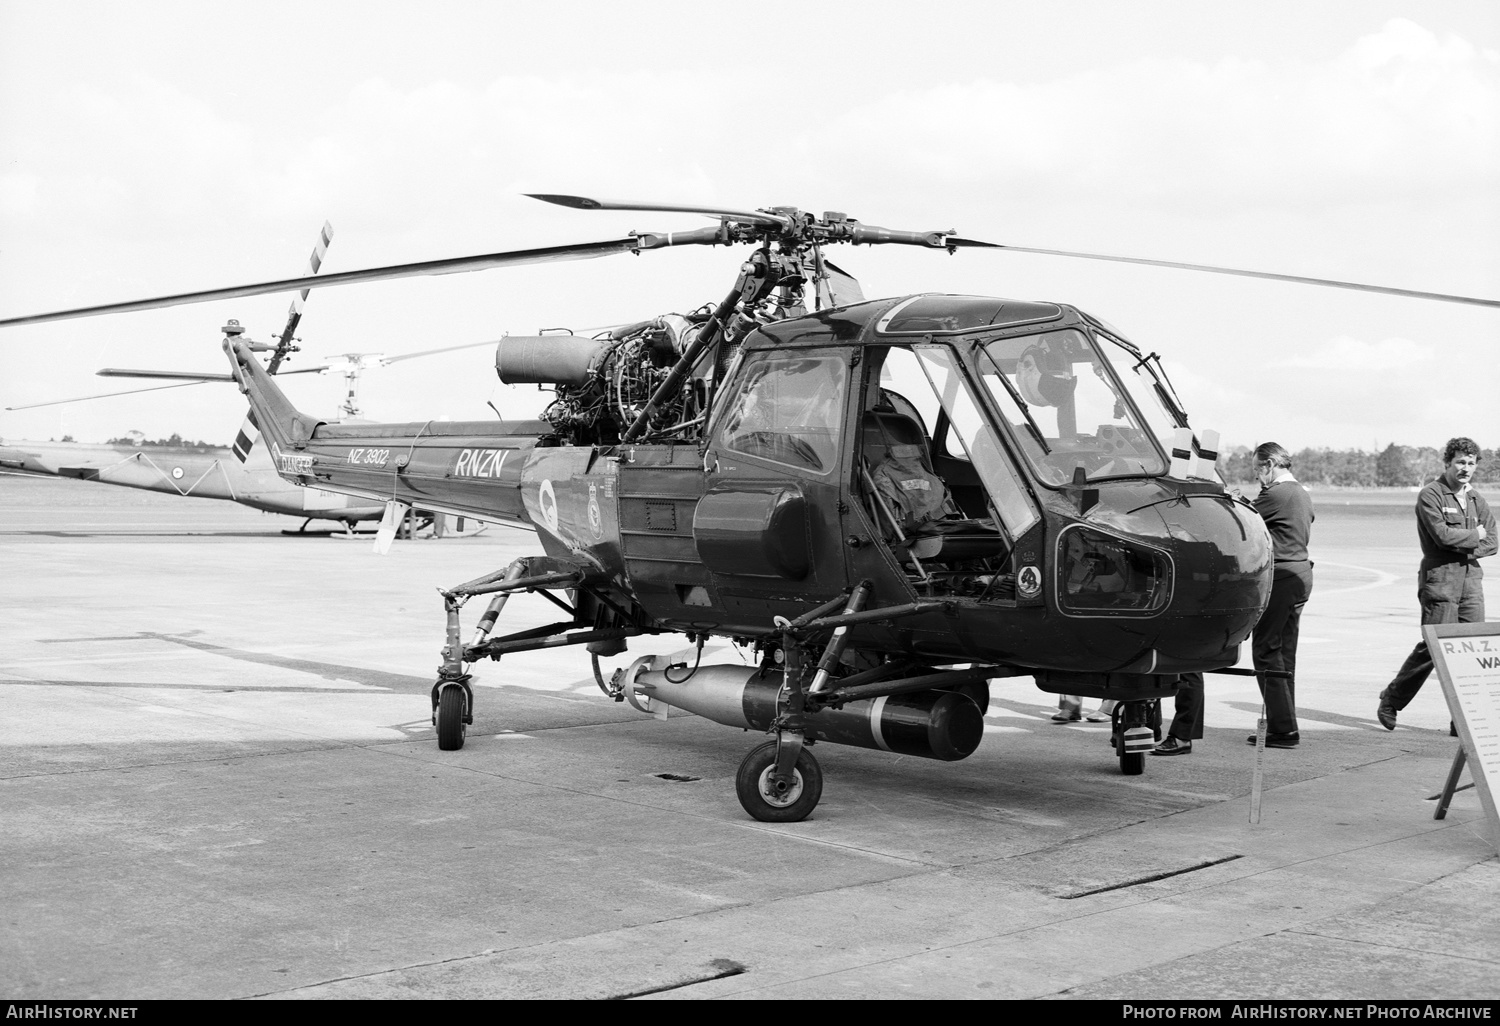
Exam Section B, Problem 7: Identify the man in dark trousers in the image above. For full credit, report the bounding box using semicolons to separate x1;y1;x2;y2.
1151;672;1203;755
1378;437;1496;730
1245;442;1315;748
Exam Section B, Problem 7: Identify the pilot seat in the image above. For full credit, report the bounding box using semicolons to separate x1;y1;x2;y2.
860;407;1006;567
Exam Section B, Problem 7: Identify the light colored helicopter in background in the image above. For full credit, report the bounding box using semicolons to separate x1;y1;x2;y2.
0;224;497;538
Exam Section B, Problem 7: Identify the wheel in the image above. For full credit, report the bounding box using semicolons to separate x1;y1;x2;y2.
735;740;823;823
1120;751;1144;775
436;684;467;751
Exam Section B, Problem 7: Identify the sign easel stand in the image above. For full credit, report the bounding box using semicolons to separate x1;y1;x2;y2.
1432;747;1473;820
1423;621;1500;852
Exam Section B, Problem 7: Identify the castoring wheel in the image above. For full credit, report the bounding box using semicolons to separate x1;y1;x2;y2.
735;740;823;823
436;684;467;751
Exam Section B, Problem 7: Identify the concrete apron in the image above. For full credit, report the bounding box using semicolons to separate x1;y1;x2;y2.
3;707;1494;1000
3;478;1498;1000
274;753;1499;1001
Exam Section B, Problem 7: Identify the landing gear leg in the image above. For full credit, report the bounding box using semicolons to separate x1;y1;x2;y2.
431;591;473;750
429;560;528;751
734;627;824;821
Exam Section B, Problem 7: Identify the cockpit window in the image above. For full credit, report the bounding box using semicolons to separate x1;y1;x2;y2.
976;329;1167;486
719;352;847;474
1087;324;1189;448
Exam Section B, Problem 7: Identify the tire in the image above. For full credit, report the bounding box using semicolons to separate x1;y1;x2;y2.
436;684;467;751
1120;751;1144;775
735;740;823;822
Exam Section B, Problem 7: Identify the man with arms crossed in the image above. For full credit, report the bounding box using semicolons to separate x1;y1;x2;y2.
1378;437;1496;730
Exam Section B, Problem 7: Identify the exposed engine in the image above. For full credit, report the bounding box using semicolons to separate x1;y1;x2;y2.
494;314;711;445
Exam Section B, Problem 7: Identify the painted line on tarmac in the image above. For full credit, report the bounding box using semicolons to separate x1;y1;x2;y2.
1313;560;1399;595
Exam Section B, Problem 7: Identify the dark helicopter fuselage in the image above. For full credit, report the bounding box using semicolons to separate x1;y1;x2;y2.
227;291;1272;695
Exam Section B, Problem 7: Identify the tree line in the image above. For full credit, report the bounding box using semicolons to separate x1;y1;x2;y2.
104;432;223;452
1220;444;1499;488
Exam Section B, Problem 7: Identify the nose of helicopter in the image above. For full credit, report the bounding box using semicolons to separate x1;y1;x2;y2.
1057;487;1271;672
1150;492;1272;667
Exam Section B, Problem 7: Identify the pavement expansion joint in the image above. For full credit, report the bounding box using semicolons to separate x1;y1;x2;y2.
1057;854;1245;898
1280;928;1500;967
606;959;749;999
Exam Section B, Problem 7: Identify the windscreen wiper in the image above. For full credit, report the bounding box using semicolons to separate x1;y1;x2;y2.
977;345;1051;454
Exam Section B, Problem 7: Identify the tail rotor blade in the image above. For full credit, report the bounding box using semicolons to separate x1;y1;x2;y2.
270;221;336;373
232;409;259;463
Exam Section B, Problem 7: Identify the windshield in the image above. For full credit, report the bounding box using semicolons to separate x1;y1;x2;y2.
976;328;1167;486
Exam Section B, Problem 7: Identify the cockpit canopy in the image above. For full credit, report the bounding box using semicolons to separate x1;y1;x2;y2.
975;327;1172;485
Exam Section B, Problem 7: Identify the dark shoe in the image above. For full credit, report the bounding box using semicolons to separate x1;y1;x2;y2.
1247;732;1300;749
1377;689;1397;731
1151;736;1191;756
1050;710;1081;722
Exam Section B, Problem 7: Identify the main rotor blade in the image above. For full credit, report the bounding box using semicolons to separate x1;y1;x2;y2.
6;379;220;410
527;193;791;228
96;365;327;380
96;369;235;381
0;237;643;329
988;243;1500;310
377;338;506;365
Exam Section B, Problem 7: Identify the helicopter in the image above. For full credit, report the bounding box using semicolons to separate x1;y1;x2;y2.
1;224;497;538
0;334;507;537
3;195;1495;821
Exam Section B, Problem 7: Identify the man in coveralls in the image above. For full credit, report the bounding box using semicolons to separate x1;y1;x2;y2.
1377;437;1496;730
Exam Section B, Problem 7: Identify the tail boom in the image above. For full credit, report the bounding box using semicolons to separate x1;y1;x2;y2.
224;338;545;527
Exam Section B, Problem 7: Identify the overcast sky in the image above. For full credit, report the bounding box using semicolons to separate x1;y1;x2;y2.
1;0;1496;453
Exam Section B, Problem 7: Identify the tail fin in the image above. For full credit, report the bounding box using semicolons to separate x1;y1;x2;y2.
224;338;326;466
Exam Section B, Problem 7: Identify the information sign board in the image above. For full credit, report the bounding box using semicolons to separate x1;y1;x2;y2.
1425;621;1500;851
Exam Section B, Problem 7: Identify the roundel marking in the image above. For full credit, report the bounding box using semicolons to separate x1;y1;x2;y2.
171;466;184;480
538;479;559;533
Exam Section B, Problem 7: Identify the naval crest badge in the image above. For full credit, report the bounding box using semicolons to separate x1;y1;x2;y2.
1016;564;1042;598
588;482;603;539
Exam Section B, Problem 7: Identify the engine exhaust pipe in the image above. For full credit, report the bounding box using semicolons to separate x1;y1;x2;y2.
627;661;984;762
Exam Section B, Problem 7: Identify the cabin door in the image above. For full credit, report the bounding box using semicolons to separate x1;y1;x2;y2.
695;347;854;628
